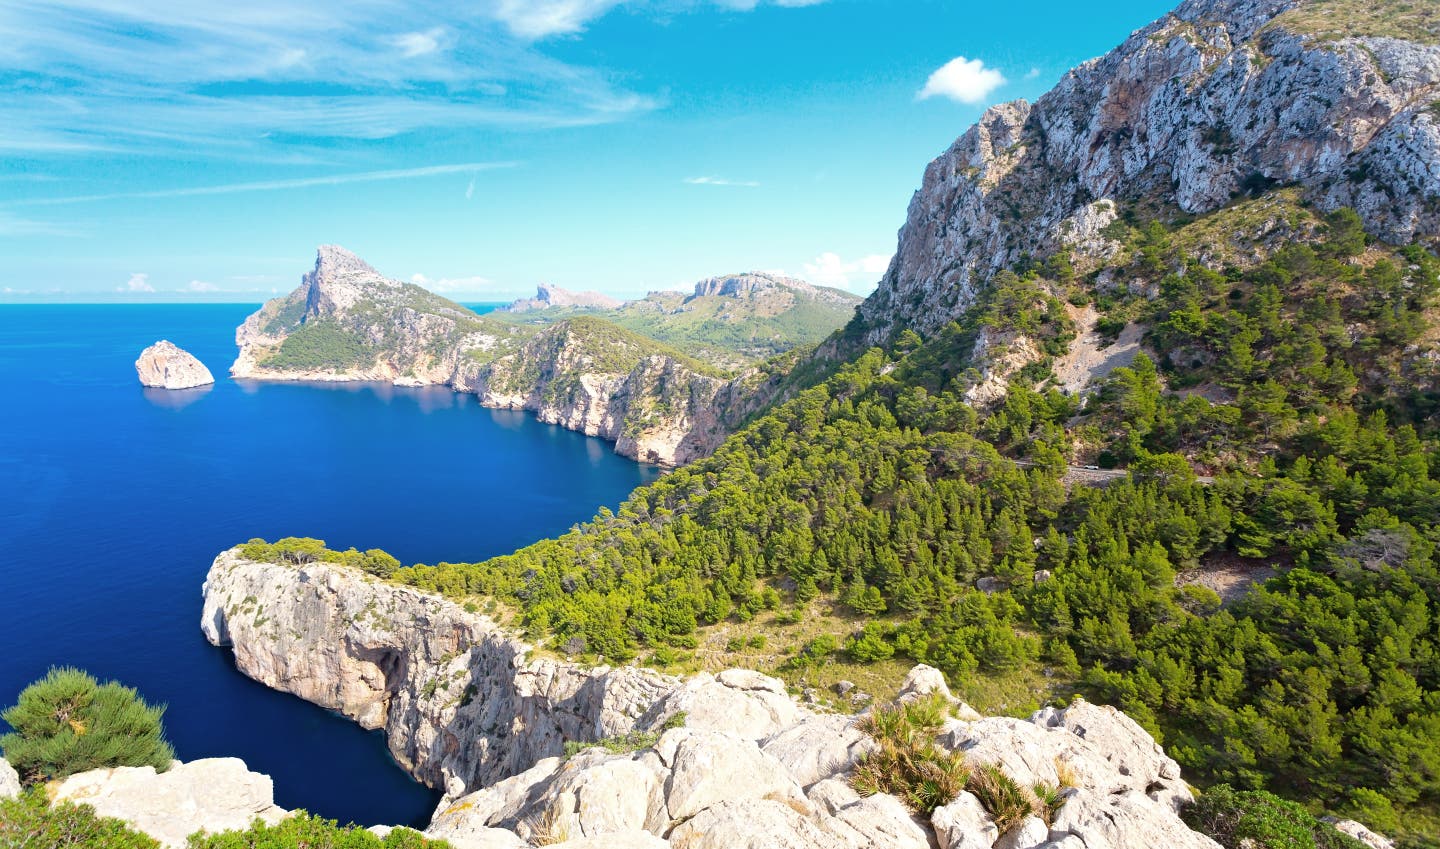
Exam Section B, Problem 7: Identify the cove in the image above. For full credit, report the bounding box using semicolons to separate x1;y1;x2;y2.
0;304;661;828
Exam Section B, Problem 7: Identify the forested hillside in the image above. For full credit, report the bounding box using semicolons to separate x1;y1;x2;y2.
245;203;1440;839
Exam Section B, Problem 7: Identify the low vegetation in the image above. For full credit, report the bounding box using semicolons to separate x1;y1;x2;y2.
561;711;688;757
1182;785;1370;849
1;668;174;784
851;694;970;815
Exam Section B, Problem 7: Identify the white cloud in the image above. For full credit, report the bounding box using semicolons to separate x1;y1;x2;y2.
802;252;890;292
15;162;515;207
684;175;760;187
1024;67;1041;80
490;0;626;38
186;280;220;292
122;273;155;293
465;176;476;199
917;56;1007;105
391;28;447;58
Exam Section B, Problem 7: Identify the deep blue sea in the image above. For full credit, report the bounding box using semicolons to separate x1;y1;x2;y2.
0;304;660;828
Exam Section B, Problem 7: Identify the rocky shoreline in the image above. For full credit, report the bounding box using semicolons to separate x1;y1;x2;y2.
194;550;1224;848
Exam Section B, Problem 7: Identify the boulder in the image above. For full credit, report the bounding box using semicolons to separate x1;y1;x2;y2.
658;728;805;820
1046;788;1221;849
995;816;1049;849
0;758;19;799
1322;817;1396;849
426;757;563;841
931;792;999;849
667;798;851;849
806;777;863;817
761;714;875;788
49;758;287;848
831;793;933;849
640;669;803;739
547;832;669;849
135;341;214;390
516;750;667;840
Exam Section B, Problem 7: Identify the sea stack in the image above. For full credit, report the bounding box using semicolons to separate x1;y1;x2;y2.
135;340;215;389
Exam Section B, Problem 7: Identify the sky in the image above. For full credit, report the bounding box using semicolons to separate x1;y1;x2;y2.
0;0;1176;302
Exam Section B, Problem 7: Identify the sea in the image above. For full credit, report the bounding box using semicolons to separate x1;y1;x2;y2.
0;304;661;828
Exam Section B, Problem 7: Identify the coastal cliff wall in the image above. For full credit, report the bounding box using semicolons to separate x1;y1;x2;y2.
200;550;675;800
200;552;1231;848
230;247;753;466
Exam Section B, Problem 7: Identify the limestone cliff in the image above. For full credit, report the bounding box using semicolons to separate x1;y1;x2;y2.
201;553;1224;849
135;340;214;390
857;0;1440;347
503;283;622;313
231;247;757;466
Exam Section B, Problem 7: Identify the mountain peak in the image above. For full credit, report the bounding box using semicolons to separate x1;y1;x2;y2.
504;283;622;312
312;245;384;283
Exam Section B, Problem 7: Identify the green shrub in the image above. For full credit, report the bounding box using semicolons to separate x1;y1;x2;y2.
967;762;1034;834
0;789;159;848
852;694;970;815
1182;785;1370;849
1;668;174;784
185;812;449;847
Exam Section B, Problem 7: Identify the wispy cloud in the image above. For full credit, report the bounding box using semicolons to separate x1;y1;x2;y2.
186;280;221;292
0;211;81;237
917;56;1007;105
0;1;832;159
802;251;890;292
10;162;516;207
684;175;761;187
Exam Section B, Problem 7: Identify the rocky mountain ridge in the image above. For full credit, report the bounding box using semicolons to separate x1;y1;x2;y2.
505;284;622;313
198;551;1226;849
856;0;1440;354
231;247;769;465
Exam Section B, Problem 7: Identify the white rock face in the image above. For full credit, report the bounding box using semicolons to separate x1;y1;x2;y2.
49;758;287;848
0;758;20;799
856;0;1440;347
202;553;1226;849
135;340;214;390
1323;817;1396;849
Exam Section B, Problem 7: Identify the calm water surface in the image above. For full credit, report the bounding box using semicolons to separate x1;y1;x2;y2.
0;304;660;827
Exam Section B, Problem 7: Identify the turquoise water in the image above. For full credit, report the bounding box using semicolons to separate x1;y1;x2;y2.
0;304;660;827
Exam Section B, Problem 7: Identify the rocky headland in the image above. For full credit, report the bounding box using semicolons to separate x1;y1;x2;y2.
195;550;1227;849
135;340;214;390
229;247;780;465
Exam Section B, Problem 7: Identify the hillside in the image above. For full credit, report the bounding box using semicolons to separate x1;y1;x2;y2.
498;272;861;369
231;247;771;465
234;0;1440;842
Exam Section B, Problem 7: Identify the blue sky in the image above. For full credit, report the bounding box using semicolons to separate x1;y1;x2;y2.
0;0;1174;302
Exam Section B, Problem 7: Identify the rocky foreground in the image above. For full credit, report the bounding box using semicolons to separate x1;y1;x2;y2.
193;550;1220;849
135;340;214;390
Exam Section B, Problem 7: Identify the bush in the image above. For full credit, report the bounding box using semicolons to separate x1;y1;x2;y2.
1;668;174;784
1182;784;1369;849
967;762;1034;834
185;812;449;848
851;694;970;815
0;789;159;848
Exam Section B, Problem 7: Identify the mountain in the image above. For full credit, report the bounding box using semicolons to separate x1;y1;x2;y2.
231;246;775;465
270;0;1439;840
499;272;862;369
504;283;623;312
855;0;1439;353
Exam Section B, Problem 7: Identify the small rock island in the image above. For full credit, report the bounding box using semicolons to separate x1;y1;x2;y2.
136;340;215;390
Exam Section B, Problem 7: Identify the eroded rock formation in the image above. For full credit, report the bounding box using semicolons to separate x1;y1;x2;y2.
135;340;215;390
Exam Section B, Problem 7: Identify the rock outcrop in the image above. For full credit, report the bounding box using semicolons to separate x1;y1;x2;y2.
49;758;288;848
857;0;1440;347
0;758;19;799
503;283;622;313
135;340;214;390
230;247;765;466
203;553;1221;849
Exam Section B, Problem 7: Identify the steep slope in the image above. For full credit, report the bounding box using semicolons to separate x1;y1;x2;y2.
265;0;1440;837
856;0;1440;348
499;272;862;369
231;247;773;465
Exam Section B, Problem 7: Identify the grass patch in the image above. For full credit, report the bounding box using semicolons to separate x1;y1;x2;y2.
1271;0;1440;44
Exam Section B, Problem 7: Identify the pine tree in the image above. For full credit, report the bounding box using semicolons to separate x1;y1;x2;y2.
1;668;174;784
